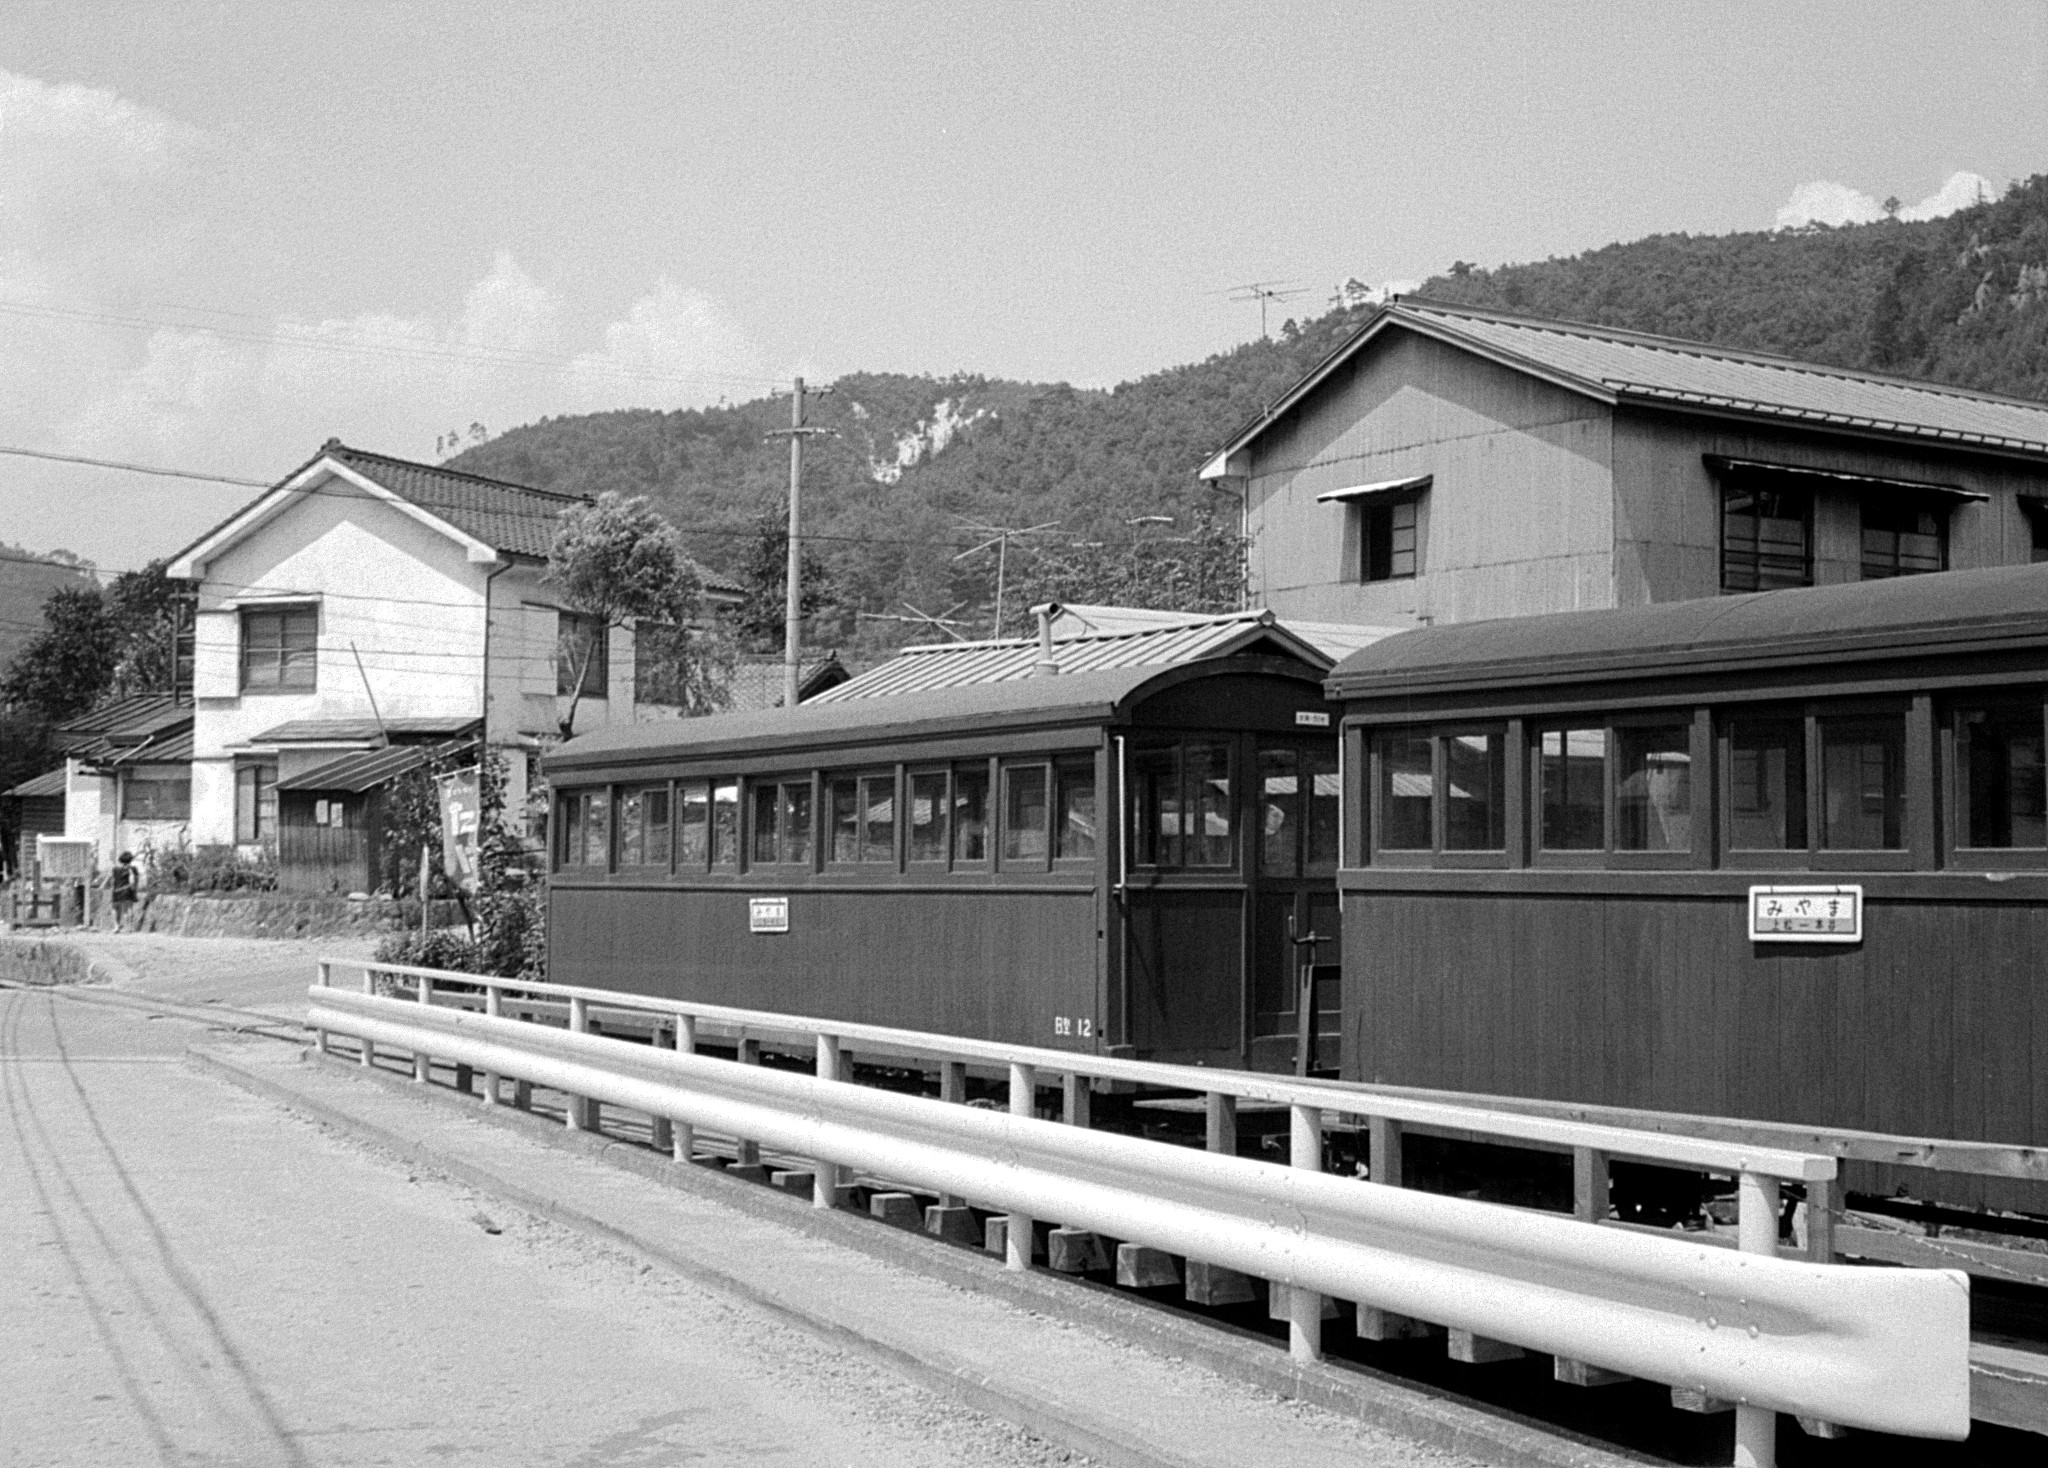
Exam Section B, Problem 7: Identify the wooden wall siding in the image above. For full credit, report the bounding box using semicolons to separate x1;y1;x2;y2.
551;886;1100;1052
1242;331;1616;627
1123;888;1245;1062
1344;889;2047;1207
277;826;374;894
1609;410;2048;606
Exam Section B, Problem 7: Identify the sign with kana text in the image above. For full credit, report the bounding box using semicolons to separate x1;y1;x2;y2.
1748;884;1862;944
749;896;790;934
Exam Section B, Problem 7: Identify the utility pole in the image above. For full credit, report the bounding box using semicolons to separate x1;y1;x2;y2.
766;378;834;709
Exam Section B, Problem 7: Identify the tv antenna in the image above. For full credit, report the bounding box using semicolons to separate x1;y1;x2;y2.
1221;280;1309;338
953;520;1059;639
856;600;972;642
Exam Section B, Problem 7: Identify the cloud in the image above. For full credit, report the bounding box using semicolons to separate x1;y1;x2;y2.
1774;170;1998;230
564;280;766;410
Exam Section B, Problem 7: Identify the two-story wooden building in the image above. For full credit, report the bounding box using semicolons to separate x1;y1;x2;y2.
1201;299;2048;628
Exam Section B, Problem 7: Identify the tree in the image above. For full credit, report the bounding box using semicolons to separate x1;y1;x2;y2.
733;505;834;652
634;619;739;716
1;587;121;722
1006;507;1245;618
105;560;194;698
546;491;712;738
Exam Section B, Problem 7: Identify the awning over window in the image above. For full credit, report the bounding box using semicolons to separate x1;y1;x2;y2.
1703;455;1989;503
1315;473;1432;504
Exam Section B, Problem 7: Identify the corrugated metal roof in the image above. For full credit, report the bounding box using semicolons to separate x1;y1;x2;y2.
55;695;189;740
104;727;193;766
1327;562;2048;700
248;716;480;745
812;610;1343;702
3;768;67;799
276;744;438;793
1209;299;2048;469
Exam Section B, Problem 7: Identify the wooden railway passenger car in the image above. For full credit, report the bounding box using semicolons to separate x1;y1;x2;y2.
1328;561;2048;1205
545;612;1378;1070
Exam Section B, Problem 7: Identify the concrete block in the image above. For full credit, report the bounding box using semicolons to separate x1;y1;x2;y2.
869;1191;922;1229
726;1162;770;1185
1554;1357;1629;1387
1266;1285;1338;1322
1047;1228;1111;1274
1671;1386;1734;1414
982;1215;1042;1261
1183;1260;1256;1307
831;1182;865;1211
454;1063;474;1095
1114;1244;1180;1289
1447;1329;1524;1364
923;1204;979;1245
1797;1417;1848;1440
1356;1306;1433;1341
769;1169;814;1197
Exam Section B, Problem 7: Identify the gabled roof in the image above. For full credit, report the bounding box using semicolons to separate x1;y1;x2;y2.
1326;561;2048;701
169;440;745;596
812;607;1376;702
1203;299;2048;476
721;655;853;712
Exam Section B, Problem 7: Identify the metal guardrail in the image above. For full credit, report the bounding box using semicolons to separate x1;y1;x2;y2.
311;960;1971;1458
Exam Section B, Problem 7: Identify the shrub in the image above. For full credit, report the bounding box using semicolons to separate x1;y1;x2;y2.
180;844;279;893
372;928;480;973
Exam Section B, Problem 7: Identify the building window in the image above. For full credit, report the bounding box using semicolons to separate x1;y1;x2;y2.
1957;703;2046;850
1721;486;1812;593
122;771;190;821
1861;501;1946;579
617;785;671;868
240;606;317;691
1361;497;1419;582
2025;501;2048;563
234;763;276;842
557;611;609;698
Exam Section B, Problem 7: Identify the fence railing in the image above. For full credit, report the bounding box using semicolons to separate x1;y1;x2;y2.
311;959;1971;1459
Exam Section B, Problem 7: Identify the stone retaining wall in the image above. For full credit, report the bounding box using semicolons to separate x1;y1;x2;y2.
94;893;467;940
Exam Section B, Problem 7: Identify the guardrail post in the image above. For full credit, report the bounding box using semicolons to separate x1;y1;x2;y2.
1061;1073;1091;1129
649;1021;675;1154
481;985;501;1106
1006;1062;1036;1270
565;996;598;1131
359;966;377;1067
1356;1114;1431;1341
1204;1091;1235;1155
1368;1114;1403;1185
1288;1102;1325;1363
314;961;331;1055
672;1015;696;1162
412;971;432;1083
813;1033;844;1208
1735;1170;1781;1468
732;1031;763;1175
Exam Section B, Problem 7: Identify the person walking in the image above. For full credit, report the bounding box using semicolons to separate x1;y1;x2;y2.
109;851;139;932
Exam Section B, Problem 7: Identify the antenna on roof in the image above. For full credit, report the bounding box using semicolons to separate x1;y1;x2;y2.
952;520;1059;639
856;601;972;642
1219;280;1309;338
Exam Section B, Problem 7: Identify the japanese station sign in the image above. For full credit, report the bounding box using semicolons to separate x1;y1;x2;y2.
1747;884;1862;944
749;896;790;934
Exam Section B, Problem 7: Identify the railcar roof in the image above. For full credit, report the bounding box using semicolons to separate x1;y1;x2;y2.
1326;562;2048;700
549;658;1319;772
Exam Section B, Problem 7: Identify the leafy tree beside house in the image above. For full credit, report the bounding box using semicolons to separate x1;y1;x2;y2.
546;491;725;738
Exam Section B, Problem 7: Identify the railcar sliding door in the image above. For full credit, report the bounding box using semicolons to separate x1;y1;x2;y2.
1250;738;1341;1073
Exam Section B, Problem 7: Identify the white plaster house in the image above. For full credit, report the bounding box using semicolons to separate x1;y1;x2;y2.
166;441;741;855
49;695;194;869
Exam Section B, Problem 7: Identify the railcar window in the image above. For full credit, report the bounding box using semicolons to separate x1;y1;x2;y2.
1615;725;1691;852
711;780;739;867
1185;742;1232;867
1259;747;1299;875
908;770;948;862
862;774;896;863
559;789;610;869
1818;714;1905;849
751;779;813;865
1443;732;1507;850
1378;732;1434;850
952;764;989;863
1002;763;1049;864
1727;719;1806;850
1131;745;1181;866
1540;729;1606;850
829;777;859;862
1305;746;1340;869
1958;705;2047;849
1055;757;1096;861
678;781;710;867
617;785;671;868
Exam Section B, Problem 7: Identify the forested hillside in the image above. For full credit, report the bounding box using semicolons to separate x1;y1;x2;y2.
454;174;2048;653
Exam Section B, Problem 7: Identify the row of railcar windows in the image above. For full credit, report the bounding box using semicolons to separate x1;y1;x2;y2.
556;758;1097;876
1368;693;2047;866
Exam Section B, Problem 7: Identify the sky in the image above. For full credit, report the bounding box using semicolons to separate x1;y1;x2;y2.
3;0;2046;572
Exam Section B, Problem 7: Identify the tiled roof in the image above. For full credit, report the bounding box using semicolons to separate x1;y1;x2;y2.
721;656;852;712
3;768;67;799
1209;299;2048;468
811;609;1366;702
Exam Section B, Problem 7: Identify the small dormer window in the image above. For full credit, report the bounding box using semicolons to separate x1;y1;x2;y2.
240;606;317;692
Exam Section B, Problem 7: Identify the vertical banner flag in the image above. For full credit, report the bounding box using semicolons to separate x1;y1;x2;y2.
437;769;482;893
